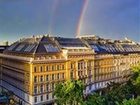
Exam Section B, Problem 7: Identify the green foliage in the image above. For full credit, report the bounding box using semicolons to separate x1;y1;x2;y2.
131;64;140;95
54;64;140;105
85;93;105;105
85;64;140;105
54;80;84;105
117;96;140;105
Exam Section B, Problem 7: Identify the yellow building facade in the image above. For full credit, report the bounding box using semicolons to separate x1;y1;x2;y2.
0;35;140;105
81;36;140;90
0;36;94;105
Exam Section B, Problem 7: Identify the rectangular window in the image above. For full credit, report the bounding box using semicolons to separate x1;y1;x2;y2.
71;63;73;69
34;97;37;103
40;85;43;93
78;71;80;76
60;65;62;70
46;84;49;91
52;93;54;99
57;73;59;79
46;75;49;81
40;66;43;72
41;95;43;101
52;74;54;80
81;71;83;75
52;65;55;71
52;83;54;90
34;67;37;72
46;66;49;71
34;76;37;83
57;65;59;70
46;84;49;92
78;63;80;69
62;73;64;79
81;62;83;69
40;76;43;82
70;72;73;79
46;94;49;100
34;86;37;94
62;65;65;70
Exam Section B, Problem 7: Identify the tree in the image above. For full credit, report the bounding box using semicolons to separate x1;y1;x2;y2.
54;80;85;105
54;64;140;105
117;96;140;105
131;64;140;95
85;93;105;105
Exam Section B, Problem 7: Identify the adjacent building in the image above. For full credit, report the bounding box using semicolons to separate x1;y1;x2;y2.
0;41;9;53
0;35;140;105
0;46;8;53
80;35;140;90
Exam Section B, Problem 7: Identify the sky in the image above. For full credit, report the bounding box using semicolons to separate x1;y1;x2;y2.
0;0;139;42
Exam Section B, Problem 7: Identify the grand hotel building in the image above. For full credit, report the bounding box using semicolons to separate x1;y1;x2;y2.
0;35;140;105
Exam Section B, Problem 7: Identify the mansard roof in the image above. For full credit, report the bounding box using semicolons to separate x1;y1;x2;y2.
4;35;140;55
4;36;61;55
82;36;140;54
55;37;88;48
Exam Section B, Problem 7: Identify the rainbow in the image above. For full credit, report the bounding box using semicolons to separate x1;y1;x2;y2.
76;0;89;37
